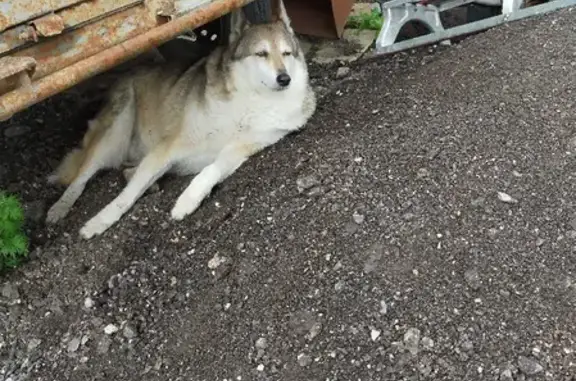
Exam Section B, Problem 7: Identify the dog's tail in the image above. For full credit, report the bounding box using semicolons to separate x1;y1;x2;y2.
47;119;100;186
48;148;86;186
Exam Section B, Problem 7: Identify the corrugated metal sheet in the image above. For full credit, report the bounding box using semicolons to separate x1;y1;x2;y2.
0;0;86;32
0;0;141;55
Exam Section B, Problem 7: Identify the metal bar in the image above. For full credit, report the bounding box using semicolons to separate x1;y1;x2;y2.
0;0;254;120
374;0;576;55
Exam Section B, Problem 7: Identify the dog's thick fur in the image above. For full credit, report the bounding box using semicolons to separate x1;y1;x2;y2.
46;2;316;239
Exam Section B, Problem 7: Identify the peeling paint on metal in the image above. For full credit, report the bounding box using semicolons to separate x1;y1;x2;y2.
0;56;36;95
0;56;36;80
0;0;86;33
32;13;66;37
0;0;141;54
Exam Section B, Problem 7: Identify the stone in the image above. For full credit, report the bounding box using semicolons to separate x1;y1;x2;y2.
370;329;381;341
96;336;111;354
67;337;81;353
464;268;481;290
4;124;31;138
122;324;137;339
297;353;313;367
84;297;95;309
104;324;119;335
27;338;41;352
404;328;421;355
500;369;514;381
336;66;351;79
312;29;377;65
363;243;384;274
296;175;320;193
517;356;543;375
1;283;19;300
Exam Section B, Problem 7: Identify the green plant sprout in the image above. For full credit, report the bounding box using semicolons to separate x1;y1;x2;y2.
346;7;384;31
0;191;29;272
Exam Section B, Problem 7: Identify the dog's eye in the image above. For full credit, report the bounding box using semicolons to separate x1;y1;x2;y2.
255;51;268;58
282;51;292;56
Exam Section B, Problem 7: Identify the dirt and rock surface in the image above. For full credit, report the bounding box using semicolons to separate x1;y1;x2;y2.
2;7;576;381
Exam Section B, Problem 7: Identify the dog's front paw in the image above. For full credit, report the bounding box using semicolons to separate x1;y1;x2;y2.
170;196;201;221
46;203;68;224
80;215;111;239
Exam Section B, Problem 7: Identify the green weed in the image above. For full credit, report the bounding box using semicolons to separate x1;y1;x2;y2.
0;191;28;272
346;7;384;31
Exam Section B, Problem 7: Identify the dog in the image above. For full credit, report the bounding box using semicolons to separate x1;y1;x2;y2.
45;1;317;239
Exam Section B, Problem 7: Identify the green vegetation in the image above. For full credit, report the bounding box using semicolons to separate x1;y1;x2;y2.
0;191;28;271
346;7;384;31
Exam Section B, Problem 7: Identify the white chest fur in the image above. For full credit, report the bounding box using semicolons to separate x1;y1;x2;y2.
174;84;308;175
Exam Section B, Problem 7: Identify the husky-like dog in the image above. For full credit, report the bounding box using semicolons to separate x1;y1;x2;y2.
46;1;316;239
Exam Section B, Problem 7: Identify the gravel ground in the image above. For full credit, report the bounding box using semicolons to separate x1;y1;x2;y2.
1;7;576;381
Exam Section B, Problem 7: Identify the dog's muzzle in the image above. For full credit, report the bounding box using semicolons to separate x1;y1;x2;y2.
276;73;291;88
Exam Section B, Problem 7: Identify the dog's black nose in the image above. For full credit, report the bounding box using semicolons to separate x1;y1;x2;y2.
276;73;291;87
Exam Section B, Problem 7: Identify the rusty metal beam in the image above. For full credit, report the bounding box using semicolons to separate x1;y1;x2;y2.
0;0;254;120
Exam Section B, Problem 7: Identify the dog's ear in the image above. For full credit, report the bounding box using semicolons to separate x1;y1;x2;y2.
273;0;294;35
229;8;251;44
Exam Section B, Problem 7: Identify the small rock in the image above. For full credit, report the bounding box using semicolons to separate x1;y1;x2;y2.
517;356;543;375
344;221;359;235
419;363;433;376
208;253;228;269
104;324;119;335
96;336;111;354
336;66;351;78
471;197;485;207
84;297;95;309
352;212;365;224
297;353;313;367
256;364;265;372
1;283;19;300
122;324;137;339
464;268;481;290
461;340;474;352
27;338;41;352
421;337;435;350
404;328;421;355
255;338;268;350
4;124;31;138
363;243;384;274
379;300;388;315
306;322;323;341
67;337;81;353
370;329;381;341
500;369;514;381
296;175;320;193
497;191;518;204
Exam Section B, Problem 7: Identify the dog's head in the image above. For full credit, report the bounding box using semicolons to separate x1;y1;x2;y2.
228;1;307;92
